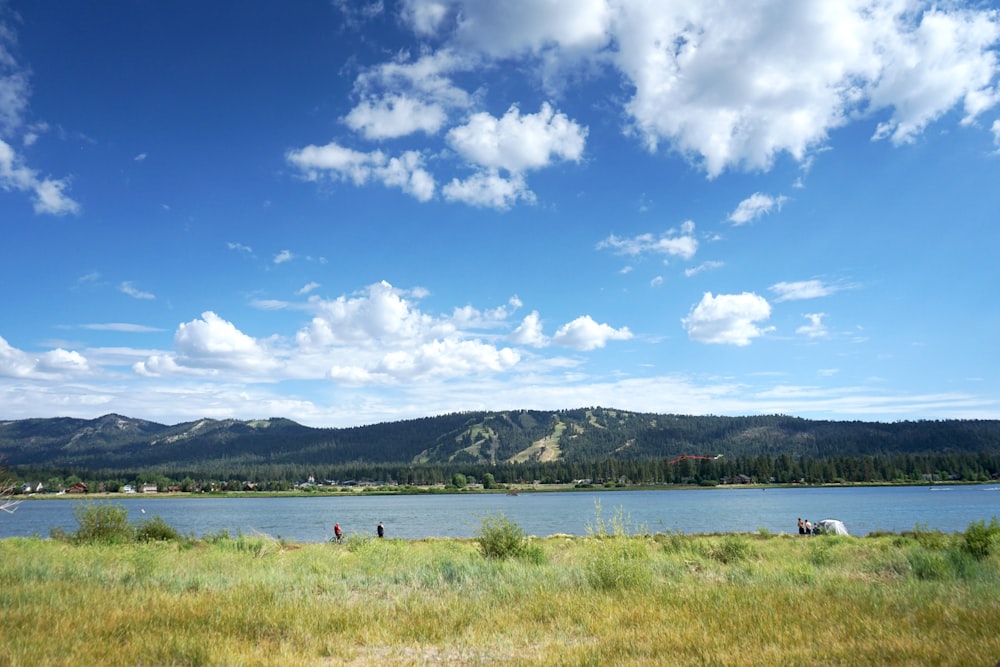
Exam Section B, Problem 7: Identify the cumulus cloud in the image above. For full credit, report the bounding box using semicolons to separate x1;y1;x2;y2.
108;282;602;384
770;280;838;302
446;103;587;172
135;312;279;376
682;292;773;346
286;143;435;202
442;169;531;209
552;315;632;351
345;94;448;140
728;193;788;225
509;310;548;347
388;1;1000;181
597;221;698;261
0;335;91;378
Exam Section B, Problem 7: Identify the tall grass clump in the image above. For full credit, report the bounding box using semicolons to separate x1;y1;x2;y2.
584;502;652;591
708;534;755;564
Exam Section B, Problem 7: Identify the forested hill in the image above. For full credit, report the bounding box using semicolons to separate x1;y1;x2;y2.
2;408;999;472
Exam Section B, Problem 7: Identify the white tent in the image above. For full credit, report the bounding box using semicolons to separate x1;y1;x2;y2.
815;519;849;535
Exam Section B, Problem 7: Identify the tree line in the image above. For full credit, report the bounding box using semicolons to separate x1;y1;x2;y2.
7;451;998;494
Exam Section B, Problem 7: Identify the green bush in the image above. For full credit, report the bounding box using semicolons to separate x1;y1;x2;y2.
53;502;183;545
71;502;133;544
135;515;181;542
961;517;999;561
476;514;529;560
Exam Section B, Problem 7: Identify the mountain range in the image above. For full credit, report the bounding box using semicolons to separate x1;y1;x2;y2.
2;409;999;473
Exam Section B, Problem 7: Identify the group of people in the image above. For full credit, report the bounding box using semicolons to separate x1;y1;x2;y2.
332;521;384;543
797;517;813;535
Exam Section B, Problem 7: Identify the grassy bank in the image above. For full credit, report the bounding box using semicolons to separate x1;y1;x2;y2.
1;514;998;666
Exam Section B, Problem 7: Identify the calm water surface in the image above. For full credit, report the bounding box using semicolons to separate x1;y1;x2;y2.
3;485;999;542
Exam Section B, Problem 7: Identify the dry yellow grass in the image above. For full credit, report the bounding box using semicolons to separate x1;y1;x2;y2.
1;527;998;666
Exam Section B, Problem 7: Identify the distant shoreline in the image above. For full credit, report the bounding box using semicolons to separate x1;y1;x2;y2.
11;479;993;502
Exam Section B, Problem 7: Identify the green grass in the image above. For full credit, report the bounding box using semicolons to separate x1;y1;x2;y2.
0;520;998;665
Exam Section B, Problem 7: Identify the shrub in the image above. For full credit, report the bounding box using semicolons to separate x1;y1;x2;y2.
961;517;999;561
476;514;528;560
71;502;134;544
135;515;181;542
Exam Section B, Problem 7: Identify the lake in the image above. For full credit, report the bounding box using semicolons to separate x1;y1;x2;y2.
3;485;999;542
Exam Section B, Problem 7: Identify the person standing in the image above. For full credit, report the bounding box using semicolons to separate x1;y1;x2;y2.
334;522;343;543
804;519;812;535
798;517;805;535
377;521;385;538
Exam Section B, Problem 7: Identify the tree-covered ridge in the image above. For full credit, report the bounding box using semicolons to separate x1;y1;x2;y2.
2;409;1000;474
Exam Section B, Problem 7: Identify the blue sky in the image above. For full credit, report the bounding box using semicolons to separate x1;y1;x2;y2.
2;0;999;428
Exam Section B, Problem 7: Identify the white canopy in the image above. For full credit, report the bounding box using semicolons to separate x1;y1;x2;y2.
815;519;849;535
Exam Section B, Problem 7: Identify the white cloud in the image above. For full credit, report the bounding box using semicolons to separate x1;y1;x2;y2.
685;261;724;277
728;193;788;225
446;102;587;172
611;2;1000;175
373;338;520;379
353;49;474;111
0;139;80;215
286;142;435;202
344;94;448;140
173;312;279;373
992;119;1000;152
274;250;294;265
82;323;164;333
869;8;1000;144
297;282;320;296
401;0;450;35
552;315;632;351
423;0;612;57
36;348;91;374
0;22;80;215
597;222;698;261
442;169;531;209
134;153;147;162
0;335;91;378
0;29;30;135
770;280;838;302
682;292;773;346
796;313;828;338
119;281;155;300
509;310;548;347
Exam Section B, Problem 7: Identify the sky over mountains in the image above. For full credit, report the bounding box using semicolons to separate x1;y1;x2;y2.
2;0;999;427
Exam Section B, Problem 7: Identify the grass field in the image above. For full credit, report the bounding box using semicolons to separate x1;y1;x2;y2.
1;508;998;666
